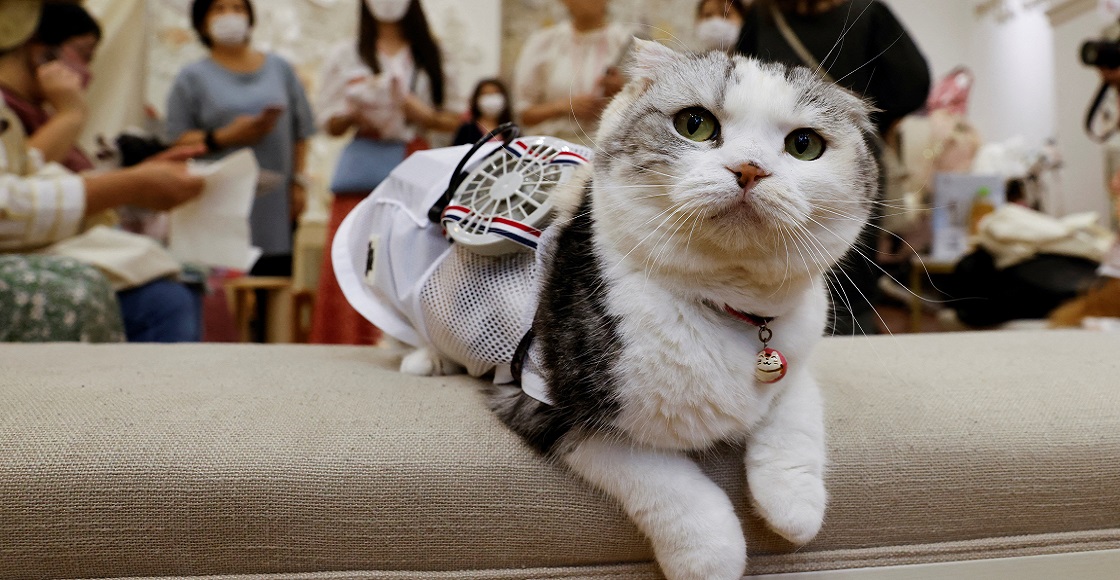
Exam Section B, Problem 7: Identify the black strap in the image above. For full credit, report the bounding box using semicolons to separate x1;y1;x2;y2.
427;122;521;224
1085;82;1118;143
510;328;535;386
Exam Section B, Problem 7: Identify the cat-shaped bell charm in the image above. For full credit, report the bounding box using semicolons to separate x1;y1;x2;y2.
755;347;787;383
754;324;787;383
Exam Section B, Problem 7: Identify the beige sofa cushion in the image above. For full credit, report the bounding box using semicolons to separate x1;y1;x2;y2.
1;330;1118;579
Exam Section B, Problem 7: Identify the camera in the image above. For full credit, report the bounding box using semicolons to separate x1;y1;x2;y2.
1082;40;1120;68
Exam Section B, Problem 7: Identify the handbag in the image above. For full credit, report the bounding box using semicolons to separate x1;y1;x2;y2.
329;66;433;195
329;137;408;195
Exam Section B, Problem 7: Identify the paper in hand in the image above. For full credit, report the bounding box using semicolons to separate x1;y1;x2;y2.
168;148;263;271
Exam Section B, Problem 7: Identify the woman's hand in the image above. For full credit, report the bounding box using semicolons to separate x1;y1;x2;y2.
401;93;436;126
150;143;207;162
37;61;87;115
127;160;206;210
326;108;381;139
401;95;460;132
215;107;284;148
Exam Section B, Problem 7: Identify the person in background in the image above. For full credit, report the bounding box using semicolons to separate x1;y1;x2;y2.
311;0;460;345
165;0;315;343
0;0;205;343
512;0;632;145
737;0;929;136
0;1;99;173
737;0;931;335
695;0;751;52
166;0;316;282
453;78;513;146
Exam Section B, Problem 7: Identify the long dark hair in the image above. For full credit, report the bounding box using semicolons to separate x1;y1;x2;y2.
695;0;751;21
35;3;102;46
469;78;513;125
358;0;445;107
766;0;846;16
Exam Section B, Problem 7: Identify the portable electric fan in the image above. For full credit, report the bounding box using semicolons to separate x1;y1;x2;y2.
430;125;592;256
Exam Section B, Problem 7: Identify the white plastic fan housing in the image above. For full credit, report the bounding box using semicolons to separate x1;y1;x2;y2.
441;136;592;256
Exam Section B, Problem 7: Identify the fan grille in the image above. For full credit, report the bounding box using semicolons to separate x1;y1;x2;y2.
443;136;591;255
452;144;567;235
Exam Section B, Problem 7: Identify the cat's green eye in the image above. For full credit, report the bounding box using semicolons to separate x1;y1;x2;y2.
673;108;720;142
784;129;826;161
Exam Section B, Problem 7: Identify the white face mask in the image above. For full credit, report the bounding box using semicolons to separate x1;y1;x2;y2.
365;0;411;23
209;13;250;46
477;93;506;118
695;17;741;51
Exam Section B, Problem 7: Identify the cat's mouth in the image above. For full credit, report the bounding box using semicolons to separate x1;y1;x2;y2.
709;194;769;224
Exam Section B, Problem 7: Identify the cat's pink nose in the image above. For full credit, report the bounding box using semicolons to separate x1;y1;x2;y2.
730;163;771;191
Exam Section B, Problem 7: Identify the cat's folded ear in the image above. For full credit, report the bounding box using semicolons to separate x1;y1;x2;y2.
625;38;680;83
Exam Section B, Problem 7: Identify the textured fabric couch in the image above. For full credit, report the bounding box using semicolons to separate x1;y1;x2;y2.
2;330;1119;579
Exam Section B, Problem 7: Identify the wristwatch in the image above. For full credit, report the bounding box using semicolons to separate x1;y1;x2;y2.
203;130;221;152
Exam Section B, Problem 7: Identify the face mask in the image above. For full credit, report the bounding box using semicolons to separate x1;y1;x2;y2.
365;0;411;23
477;93;506;118
209;14;251;46
695;17;741;51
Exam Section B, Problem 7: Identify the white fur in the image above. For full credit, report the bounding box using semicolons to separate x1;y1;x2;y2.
557;45;874;578
400;42;871;579
399;346;463;376
565;435;748;580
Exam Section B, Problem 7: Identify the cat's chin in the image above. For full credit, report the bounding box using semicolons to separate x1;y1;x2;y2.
709;199;768;225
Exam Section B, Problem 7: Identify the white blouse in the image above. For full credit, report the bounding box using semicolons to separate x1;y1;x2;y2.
317;41;457;142
512;21;635;144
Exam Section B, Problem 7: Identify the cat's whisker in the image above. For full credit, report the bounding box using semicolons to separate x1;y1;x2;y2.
639;206;695;285
832;33;906;87
806;209;958;306
785;221;863;337
823;199;941;211
797;214;904;337
771;207;861;336
810;207;958;302
816;206;914;220
785;226;848;330
681;203;705;262
787;218;918;385
589;145;686;181
771;223;794;299
600;202;690;282
817;0;874;80
646;208;698;280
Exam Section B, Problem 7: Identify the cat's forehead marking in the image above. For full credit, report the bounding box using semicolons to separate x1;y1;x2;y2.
722;60;807;123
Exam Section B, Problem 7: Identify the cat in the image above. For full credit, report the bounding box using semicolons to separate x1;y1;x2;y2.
404;40;878;580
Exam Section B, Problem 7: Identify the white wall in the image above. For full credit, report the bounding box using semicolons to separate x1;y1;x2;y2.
888;1;1055;148
967;9;1056;149
884;0;971;81
886;0;1110;217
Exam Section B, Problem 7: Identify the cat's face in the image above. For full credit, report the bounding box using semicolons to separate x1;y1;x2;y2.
593;41;878;283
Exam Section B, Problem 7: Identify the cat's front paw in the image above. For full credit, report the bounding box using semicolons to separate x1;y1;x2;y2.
399;347;462;376
747;461;826;545
650;509;747;580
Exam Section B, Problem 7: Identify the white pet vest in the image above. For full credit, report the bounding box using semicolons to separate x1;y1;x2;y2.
334;139;592;403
